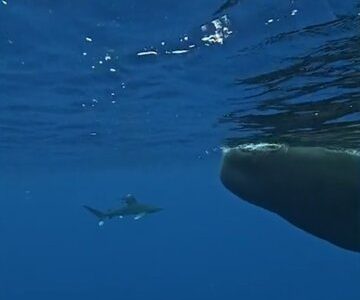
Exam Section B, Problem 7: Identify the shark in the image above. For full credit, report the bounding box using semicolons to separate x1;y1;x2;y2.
83;194;162;226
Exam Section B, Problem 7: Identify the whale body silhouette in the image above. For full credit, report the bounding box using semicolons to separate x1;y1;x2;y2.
220;144;360;252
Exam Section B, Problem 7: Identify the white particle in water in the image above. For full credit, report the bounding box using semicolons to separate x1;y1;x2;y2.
267;19;274;23
99;60;103;64
291;9;298;16
81;103;86;107
85;37;92;42
2;0;7;5
82;52;87;56
90;132;97;136
111;100;116;104
105;54;111;61
109;68;116;72
184;36;189;41
161;41;165;46
8;40;13;44
91;65;95;69
92;98;98;103
111;92;115;96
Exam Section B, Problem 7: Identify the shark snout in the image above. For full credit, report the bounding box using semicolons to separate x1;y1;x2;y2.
151;207;163;213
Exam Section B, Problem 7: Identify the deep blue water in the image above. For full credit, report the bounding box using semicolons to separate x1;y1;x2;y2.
1;0;359;299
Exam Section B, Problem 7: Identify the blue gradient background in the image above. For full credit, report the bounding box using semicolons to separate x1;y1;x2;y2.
1;0;359;299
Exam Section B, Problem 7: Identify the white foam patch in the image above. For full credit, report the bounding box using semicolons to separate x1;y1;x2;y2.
222;143;360;157
201;15;232;45
222;143;286;154
327;148;360;157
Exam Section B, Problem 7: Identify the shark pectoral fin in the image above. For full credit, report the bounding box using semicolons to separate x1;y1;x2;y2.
134;213;146;220
98;220;105;226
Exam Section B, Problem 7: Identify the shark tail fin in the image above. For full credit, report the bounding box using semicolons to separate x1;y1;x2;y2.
83;205;106;224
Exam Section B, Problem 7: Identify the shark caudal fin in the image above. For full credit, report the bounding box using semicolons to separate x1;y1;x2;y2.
83;205;106;226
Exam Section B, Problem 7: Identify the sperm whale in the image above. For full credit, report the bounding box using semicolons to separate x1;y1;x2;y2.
220;143;360;252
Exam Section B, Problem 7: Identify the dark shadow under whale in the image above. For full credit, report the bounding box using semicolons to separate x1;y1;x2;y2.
220;143;360;252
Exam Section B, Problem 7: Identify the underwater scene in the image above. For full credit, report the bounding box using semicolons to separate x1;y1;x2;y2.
0;0;359;299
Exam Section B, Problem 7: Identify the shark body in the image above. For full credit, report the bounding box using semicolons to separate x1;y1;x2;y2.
83;194;162;226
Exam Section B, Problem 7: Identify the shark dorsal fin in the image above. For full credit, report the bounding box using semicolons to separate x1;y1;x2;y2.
123;194;137;206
